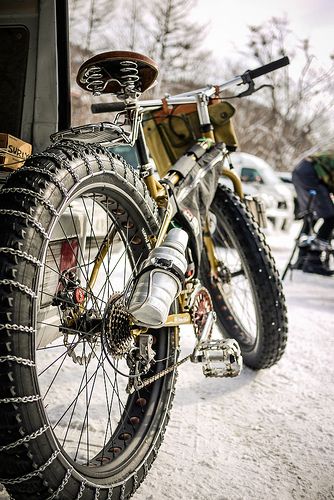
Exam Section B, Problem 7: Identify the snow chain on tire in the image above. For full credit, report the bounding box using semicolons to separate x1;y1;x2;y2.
0;141;178;500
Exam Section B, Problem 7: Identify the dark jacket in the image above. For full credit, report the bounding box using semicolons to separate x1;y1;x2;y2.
309;152;334;192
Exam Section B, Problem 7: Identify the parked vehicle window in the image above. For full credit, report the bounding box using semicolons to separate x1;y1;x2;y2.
241;167;263;183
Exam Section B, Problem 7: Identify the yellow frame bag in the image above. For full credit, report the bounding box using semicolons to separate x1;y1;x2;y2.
142;99;238;176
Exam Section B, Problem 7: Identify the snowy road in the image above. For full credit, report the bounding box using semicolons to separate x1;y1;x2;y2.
1;225;333;500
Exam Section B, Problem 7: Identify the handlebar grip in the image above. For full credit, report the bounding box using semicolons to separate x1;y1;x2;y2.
91;102;126;113
247;56;290;79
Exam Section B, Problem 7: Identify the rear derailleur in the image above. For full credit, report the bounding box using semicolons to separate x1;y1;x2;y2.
126;334;156;393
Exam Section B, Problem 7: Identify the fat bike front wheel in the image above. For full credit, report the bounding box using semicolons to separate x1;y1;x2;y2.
201;185;288;369
0;143;177;499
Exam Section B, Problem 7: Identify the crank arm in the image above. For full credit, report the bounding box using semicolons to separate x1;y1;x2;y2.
191;310;216;362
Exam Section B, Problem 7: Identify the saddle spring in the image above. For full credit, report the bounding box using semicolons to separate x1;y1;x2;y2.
84;65;105;96
120;60;140;94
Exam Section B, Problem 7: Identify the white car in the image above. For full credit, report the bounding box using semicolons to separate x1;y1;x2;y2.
221;152;295;232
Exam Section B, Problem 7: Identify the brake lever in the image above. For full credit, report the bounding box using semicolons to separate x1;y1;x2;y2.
238;82;274;98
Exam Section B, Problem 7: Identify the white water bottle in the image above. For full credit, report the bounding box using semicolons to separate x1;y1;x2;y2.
128;228;188;327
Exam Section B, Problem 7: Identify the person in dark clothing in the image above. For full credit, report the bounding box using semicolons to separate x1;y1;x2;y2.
292;151;334;276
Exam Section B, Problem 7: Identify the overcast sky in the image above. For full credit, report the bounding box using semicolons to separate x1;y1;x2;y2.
193;0;333;66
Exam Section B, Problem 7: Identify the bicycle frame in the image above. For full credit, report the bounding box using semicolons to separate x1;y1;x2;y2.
64;54;290;328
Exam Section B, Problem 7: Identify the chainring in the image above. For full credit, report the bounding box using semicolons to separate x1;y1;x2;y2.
190;286;213;339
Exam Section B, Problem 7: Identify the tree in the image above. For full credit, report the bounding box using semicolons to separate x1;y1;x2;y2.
68;0;213;124
144;0;210;95
69;0;117;54
233;16;334;170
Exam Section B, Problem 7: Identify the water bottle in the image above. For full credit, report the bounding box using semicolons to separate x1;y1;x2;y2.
128;228;188;327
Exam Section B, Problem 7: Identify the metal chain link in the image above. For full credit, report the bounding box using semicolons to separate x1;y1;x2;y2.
94;487;101;500
0;424;49;452
57;140;94;175
0;187;59;216
0;323;35;333
0;394;41;404
120;483;126;500
0;355;35;366
0;247;42;267
143;461;149;479
0;450;59;485
46;468;72;500
85;145;105;172
106;486;114;500
19;166;68;196
0;209;49;239
33;151;79;183
132;354;190;392
76;480;87;499
103;148;117;172
0;279;37;299
132;471;139;495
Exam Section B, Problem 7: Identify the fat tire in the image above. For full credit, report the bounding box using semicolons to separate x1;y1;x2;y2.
202;185;288;369
0;142;177;499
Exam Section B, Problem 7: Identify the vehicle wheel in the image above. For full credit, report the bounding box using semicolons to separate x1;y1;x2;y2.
0;142;177;499
201;185;288;369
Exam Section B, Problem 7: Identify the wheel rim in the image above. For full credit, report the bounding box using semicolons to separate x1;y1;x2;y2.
34;183;172;478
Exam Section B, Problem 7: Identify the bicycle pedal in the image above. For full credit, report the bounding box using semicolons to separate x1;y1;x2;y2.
200;338;243;378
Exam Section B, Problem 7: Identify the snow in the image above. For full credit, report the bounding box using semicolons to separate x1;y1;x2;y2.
1;223;333;500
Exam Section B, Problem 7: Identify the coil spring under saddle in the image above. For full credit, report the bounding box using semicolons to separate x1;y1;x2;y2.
120;60;140;94
83;65;104;96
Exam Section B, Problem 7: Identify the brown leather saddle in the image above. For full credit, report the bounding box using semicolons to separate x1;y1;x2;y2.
76;50;159;96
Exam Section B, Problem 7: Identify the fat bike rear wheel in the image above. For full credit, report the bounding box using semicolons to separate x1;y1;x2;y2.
201;185;288;369
0;143;177;499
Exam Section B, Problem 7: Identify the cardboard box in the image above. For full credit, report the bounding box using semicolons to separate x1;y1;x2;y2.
0;133;32;170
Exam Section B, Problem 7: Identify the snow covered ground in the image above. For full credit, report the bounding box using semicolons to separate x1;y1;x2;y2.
133;225;334;500
1;223;333;500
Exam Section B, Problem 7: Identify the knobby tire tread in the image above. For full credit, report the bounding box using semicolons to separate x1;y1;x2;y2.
202;185;288;369
0;142;176;500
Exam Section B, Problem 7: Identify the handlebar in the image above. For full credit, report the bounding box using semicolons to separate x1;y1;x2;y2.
91;56;290;114
245;56;289;80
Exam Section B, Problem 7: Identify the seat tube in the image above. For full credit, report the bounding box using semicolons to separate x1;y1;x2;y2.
136;123;164;200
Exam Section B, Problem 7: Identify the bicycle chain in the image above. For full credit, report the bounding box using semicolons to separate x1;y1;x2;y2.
132;352;191;391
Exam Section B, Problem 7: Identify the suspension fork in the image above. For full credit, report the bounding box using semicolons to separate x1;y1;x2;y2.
203;164;244;279
220;167;244;199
